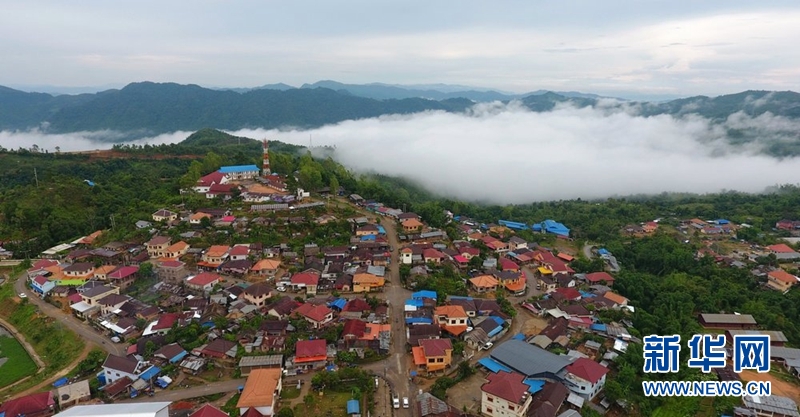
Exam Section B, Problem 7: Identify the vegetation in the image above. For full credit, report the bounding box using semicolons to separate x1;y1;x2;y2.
0;336;38;386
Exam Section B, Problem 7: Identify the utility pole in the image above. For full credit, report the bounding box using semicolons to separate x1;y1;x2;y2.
34;167;39;187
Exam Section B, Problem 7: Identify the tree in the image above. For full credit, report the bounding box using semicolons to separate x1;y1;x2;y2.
298;165;323;191
329;176;340;195
139;261;154;278
276;408;295;417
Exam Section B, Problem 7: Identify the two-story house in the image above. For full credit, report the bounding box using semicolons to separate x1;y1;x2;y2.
242;283;273;307
290;271;320;296
108;266;139;290
412;338;453;374
199;245;230;268
563;358;609;400
434;305;469;337
186;272;222;293
146;236;172;258
767;269;799;293
237;368;283;417
352;273;385;293
293;303;334;329
102;354;143;384
481;371;534;417
62;262;95;282
163;241;190;260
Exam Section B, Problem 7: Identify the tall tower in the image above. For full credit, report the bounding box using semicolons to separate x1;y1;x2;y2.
262;139;271;176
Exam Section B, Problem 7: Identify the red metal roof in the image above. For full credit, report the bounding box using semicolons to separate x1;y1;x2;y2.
296;339;327;358
566;358;609;384
481;371;529;405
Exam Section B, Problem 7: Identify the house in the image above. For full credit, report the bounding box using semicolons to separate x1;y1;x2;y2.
290;271;321;296
267;297;300;319
200;338;238;359
356;224;380;236
102;354;142;384
153;343;189;364
402;218;424;233
417;392;461;417
489;340;573;380
499;258;520;272
737;395;800;417
157;260;189;284
97;293;130;315
767;269;799;293
238;355;283;376
423;248;445;265
494;271;526;295
600;291;629;308
152;209;178;222
564;358;609;400
163;241;190;259
79;285;120;306
400;247;414;264
30;275;56;296
219;165;260;180
584;272;615;286
206;183;235;199
54;379;91;409
143;312;190;336
186;272;222;293
529;382;569;417
293;303;334;328
507;236;528;252
243;283;273;307
0;392;56;417
407;324;442;346
189;211;213;225
228;245;250;261
252;259;281;277
767;244;800;260
107;266;139;290
237;368;282;416
726;330;789;347
699;313;757;330
412;338;453;373
295;339;328;370
199;245;230;268
481;371;534;417
352;273;385;293
62;262;95;280
434;305;470;337
146;236;172;258
469;275;499;293
189;404;229;417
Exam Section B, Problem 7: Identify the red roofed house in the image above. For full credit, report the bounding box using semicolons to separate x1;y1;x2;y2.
237;368;283;417
499;258;520;272
0;392;56;417
290;271;321;296
293;303;334;328
584;272;615;286
564;358;609;400
768;244;800;260
553;287;582;302
107;265;139;290
294;339;328;370
190;404;229;417
767;269;799;293
423;248;445;265
412;338;453;373
206;183;235;199
452;255;469;269
481;371;534;417
186;272;222;293
434;305;469;337
200;338;238;360
194;171;227;193
228;245;250;261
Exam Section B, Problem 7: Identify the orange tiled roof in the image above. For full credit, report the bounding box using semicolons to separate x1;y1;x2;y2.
469;275;499;288
412;346;427;366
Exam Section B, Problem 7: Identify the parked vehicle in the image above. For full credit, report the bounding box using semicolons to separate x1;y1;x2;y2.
392;397;400;409
403;397;409;408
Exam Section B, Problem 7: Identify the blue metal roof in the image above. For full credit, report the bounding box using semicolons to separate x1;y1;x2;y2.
329;298;347;310
512;333;526;341
360;235;376;241
347;399;360;414
478;357;512;373
406;317;433;325
377;225;386;234
219;165;259;173
170;350;188;363
532;224;543;231
597;248;609;255
487;325;504;338
523;378;545;394
489;316;505;326
412;290;437;300
590;323;607;332
139;365;161;381
405;299;424;308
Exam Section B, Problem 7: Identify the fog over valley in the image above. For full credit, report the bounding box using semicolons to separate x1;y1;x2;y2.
2;102;800;204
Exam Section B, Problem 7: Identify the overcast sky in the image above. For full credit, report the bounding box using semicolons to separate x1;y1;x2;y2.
1;1;799;98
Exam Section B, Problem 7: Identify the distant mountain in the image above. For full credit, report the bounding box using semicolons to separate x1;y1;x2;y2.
216;83;297;93
1;81;800;156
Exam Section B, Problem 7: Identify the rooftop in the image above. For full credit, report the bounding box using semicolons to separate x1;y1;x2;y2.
491;340;573;378
236;368;282;408
53;402;171;417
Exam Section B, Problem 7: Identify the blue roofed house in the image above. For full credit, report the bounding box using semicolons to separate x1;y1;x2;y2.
346;399;360;415
218;165;260;181
539;220;570;237
489;340;573;381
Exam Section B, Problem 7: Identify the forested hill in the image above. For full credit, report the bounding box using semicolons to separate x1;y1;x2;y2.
0;82;473;136
2;81;800;140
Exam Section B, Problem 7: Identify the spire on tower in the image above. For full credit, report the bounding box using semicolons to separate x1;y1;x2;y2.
262;139;271;176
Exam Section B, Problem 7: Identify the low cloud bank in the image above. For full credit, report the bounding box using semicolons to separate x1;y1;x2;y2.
2;102;800;204
241;102;800;203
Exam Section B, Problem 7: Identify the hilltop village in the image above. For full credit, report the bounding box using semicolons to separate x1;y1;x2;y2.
2;141;800;417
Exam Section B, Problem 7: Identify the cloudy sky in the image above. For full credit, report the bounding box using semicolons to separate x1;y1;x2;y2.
1;1;799;99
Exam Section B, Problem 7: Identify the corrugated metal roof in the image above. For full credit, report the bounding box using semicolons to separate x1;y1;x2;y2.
490;340;573;378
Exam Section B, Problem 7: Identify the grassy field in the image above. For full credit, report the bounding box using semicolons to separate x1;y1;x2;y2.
0;270;85;396
293;391;352;417
0;336;38;387
281;386;301;400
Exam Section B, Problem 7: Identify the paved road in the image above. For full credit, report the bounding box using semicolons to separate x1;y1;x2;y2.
119;378;247;403
14;273;126;357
